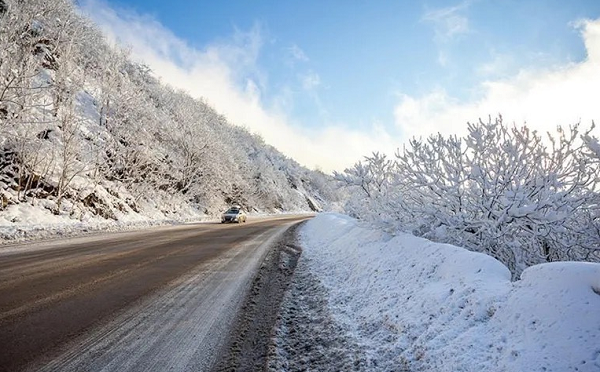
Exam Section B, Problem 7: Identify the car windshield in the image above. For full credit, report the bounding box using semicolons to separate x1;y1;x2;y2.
226;209;239;214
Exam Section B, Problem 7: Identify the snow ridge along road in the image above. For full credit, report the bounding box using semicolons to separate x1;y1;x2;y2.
0;216;309;372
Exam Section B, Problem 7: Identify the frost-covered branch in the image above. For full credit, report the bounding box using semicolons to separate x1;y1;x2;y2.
338;116;600;277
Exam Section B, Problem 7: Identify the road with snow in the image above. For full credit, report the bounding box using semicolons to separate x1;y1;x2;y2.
0;216;309;372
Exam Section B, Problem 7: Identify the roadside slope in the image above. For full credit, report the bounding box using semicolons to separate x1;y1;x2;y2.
289;213;600;372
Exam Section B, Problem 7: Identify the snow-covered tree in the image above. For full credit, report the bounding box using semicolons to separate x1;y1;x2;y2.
0;0;337;227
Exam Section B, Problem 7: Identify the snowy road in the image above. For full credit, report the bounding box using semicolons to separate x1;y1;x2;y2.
0;216;309;372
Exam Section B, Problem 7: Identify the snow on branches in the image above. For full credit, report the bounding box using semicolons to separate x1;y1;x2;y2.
0;0;335;223
337;117;600;277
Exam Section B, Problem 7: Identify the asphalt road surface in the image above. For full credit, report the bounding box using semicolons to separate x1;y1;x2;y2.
0;215;310;372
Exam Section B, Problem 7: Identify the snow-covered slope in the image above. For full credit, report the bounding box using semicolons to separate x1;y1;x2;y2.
0;0;338;242
299;213;600;372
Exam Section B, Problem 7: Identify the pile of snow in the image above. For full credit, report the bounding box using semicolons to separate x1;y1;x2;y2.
300;213;600;372
0;201;209;244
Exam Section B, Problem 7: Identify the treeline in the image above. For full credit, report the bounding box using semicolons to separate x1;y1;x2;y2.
336;117;600;277
0;0;338;221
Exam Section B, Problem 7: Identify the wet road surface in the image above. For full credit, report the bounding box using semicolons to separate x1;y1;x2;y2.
0;215;309;372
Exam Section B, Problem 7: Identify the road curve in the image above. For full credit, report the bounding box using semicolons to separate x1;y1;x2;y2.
0;215;310;372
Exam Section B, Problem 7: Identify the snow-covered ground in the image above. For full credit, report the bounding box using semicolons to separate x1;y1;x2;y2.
3;210;599;371
0;201;302;245
0;201;208;244
298;213;600;372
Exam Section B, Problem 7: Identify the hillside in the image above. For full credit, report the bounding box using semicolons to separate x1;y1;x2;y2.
0;0;338;239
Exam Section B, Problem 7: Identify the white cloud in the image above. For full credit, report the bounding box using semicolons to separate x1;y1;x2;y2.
476;51;516;78
422;2;470;42
288;44;309;62
301;71;321;91
79;1;600;175
437;51;449;67
394;18;600;141
78;0;391;172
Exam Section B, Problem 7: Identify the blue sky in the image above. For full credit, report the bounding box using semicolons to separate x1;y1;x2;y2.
80;0;600;172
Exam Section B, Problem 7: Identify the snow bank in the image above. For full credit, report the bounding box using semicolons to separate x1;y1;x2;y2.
0;202;208;244
300;213;600;372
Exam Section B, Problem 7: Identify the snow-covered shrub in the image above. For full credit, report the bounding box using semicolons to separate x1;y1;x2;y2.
338;117;600;276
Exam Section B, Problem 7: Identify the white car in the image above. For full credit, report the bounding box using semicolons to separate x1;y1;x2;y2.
221;207;247;223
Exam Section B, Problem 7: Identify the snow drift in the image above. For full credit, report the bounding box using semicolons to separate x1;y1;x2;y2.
299;213;600;372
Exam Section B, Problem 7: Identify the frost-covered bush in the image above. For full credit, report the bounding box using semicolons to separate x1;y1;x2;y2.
337;117;600;276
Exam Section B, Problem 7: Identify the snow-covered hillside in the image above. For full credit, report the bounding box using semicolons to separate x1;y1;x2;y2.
298;213;600;372
0;0;339;241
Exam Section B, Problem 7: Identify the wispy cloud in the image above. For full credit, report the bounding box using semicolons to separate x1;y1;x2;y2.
476;50;516;78
288;44;309;62
422;1;471;43
301;70;321;91
437;50;449;67
78;0;393;172
394;18;600;140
